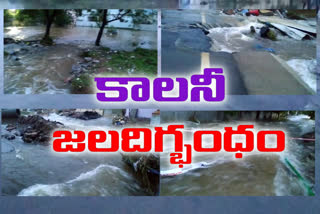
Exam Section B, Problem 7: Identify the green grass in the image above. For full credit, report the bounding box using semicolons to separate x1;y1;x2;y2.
71;74;94;94
106;48;157;76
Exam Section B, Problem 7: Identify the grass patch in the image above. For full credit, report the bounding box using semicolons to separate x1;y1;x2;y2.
71;74;94;94
106;48;157;76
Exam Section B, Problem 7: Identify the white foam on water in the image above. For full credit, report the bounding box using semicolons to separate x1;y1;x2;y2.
208;22;264;53
287;114;311;121
43;113;112;130
286;59;317;92
18;164;132;196
287;114;315;136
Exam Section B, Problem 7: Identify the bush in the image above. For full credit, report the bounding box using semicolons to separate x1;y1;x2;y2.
71;74;93;94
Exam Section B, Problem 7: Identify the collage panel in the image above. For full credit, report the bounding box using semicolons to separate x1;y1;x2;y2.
179;0;318;10
160;111;315;196
0;0;180;9
0;1;318;201
1;1;318;9
161;9;317;94
4;9;157;94
1;108;160;196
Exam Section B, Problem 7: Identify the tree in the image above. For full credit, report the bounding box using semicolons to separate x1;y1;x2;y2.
41;10;74;45
5;9;73;44
94;9;157;46
42;10;58;43
95;9;131;46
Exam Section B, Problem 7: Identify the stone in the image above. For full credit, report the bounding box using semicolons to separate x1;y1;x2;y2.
58;110;102;120
71;64;82;74
84;57;92;62
2;134;16;140
4;38;16;44
17;115;64;145
6;124;17;132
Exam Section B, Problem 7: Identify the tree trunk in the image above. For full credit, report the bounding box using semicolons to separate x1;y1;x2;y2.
95;9;108;46
43;10;57;40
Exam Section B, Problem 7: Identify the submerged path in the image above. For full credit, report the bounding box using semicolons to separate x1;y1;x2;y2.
179;0;312;9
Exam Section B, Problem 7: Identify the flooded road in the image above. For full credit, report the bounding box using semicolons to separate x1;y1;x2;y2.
5;26;157;51
179;0;309;9
1;113;150;196
4;26;157;94
162;9;317;94
204;13;317;91
5;44;82;94
160;115;315;196
2;0;314;9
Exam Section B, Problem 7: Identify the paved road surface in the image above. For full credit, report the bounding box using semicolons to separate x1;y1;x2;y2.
161;10;314;95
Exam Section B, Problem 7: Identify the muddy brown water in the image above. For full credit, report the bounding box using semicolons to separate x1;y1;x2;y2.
179;0;308;9
1;113;154;196
4;26;157;94
160;116;315;196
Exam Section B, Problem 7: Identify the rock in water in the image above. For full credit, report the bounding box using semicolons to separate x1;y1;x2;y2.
1;133;16;140
17;115;64;145
59;110;102;120
4;38;16;44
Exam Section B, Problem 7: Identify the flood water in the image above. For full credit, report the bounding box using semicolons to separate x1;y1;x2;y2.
1;113;151;196
204;12;317;91
1;0;179;9
179;0;310;9
4;26;157;94
2;0;313;9
160;115;315;196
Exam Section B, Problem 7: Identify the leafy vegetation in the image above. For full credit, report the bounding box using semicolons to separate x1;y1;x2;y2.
4;10;72;27
71;74;94;94
107;48;157;75
84;47;157;76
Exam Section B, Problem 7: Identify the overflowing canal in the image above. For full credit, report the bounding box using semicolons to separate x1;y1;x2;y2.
2;111;158;196
160;114;315;196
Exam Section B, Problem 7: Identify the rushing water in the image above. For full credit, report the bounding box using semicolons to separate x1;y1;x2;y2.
1;113;151;196
5;44;82;94
204;13;317;91
179;0;311;9
1;0;179;9
4;26;157;94
160;115;315;196
2;0;314;9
